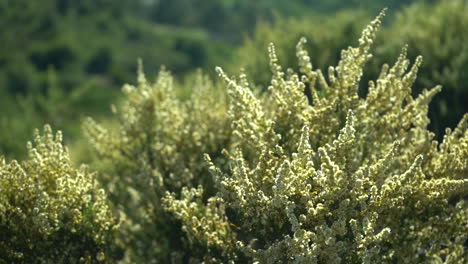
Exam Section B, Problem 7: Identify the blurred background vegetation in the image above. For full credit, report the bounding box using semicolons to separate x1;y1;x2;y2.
0;0;466;160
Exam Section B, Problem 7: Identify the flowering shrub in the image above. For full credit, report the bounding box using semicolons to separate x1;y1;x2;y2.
235;0;468;137
165;10;468;263
84;65;230;263
85;10;467;264
375;0;468;137
0;125;117;263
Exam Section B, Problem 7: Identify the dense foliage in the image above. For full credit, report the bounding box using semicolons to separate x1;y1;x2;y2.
0;0;439;160
1;1;467;263
232;0;468;138
374;0;468;137
0;126;117;263
165;11;467;263
84;11;467;263
83;65;230;262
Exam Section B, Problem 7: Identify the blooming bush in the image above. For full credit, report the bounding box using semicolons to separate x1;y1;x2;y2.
84;9;468;263
0;125;117;263
375;0;468;137
234;0;468;137
84;65;230;263
165;10;468;263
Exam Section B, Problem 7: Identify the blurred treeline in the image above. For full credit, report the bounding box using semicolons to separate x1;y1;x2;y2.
0;0;465;160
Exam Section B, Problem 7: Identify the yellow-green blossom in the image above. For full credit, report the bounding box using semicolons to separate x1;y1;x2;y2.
0;125;117;263
169;10;468;263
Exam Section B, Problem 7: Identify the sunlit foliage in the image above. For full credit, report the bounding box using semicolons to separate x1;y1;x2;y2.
0;126;117;263
86;10;467;263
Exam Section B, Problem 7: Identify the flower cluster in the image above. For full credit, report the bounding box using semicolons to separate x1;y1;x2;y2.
0;125;117;263
233;0;468;138
84;64;230;262
165;10;468;263
84;10;467;263
378;0;468;137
